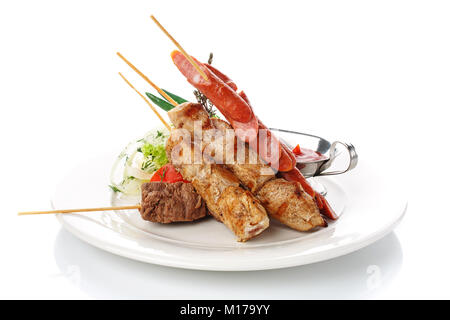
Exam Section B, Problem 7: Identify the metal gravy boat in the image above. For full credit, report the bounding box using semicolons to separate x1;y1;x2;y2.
272;128;358;178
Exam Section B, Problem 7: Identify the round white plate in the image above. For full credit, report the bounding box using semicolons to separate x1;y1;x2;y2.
54;154;407;271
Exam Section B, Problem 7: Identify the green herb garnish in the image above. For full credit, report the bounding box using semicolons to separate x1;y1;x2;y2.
158;167;168;182
145;92;175;111
139;142;168;172
109;185;122;193
193;90;217;118
141;160;153;170
146;52;217;118
160;89;188;104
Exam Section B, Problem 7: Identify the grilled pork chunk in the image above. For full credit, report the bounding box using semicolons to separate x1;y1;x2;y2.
167;102;326;232
168;103;275;193
256;179;326;231
166;136;269;242
140;182;207;223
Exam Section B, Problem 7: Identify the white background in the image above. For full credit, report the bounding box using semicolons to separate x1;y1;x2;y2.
1;0;449;299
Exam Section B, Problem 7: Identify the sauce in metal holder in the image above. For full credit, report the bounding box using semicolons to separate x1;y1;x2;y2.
272;128;358;178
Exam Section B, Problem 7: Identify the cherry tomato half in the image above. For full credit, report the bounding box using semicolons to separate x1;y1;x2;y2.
149;164;189;183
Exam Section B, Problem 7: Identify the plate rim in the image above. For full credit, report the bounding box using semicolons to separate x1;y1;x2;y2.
53;150;408;271
55;201;407;271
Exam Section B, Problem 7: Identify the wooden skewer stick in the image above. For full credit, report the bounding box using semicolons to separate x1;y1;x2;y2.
21;73;165;217
18;205;141;216
150;15;209;81
118;72;172;131
117;52;178;106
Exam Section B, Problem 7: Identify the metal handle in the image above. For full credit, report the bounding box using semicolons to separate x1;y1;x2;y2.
317;141;358;176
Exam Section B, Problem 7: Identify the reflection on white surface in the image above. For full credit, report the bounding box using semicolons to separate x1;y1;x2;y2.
54;229;402;299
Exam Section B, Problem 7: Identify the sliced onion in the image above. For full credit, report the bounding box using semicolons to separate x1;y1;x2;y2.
125;166;154;180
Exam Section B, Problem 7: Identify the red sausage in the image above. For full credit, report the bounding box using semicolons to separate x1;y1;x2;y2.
255;118;281;168
239;91;295;172
172;51;295;171
280;142;297;172
315;193;338;220
171;51;259;143
280;167;338;220
204;64;238;91
279;167;315;197
184;59;335;218
315;192;324;209
257;119;296;172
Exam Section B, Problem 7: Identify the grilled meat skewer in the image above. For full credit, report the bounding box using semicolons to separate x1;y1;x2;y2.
166;135;269;242
167;102;326;231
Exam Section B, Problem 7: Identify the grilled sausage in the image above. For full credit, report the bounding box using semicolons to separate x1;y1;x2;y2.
171;51;259;143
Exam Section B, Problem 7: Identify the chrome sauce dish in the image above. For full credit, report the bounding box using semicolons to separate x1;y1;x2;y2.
292;144;329;163
274;128;358;178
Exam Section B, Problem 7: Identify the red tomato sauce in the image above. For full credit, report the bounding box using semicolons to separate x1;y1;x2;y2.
292;144;328;163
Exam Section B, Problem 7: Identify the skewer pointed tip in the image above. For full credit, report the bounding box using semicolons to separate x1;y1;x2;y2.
117;72;172;131
18;205;142;216
116;52;178;106
149;15;208;81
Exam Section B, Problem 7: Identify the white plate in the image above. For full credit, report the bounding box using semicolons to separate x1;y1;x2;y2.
54;154;406;271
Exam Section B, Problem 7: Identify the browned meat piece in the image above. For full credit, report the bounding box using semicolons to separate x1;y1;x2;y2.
189;165;269;240
167;102;327;234
217;186;269;239
211;118;275;192
256;179;326;231
140;181;207;223
168;102;213;132
166;136;269;242
187;164;240;218
167;102;275;193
